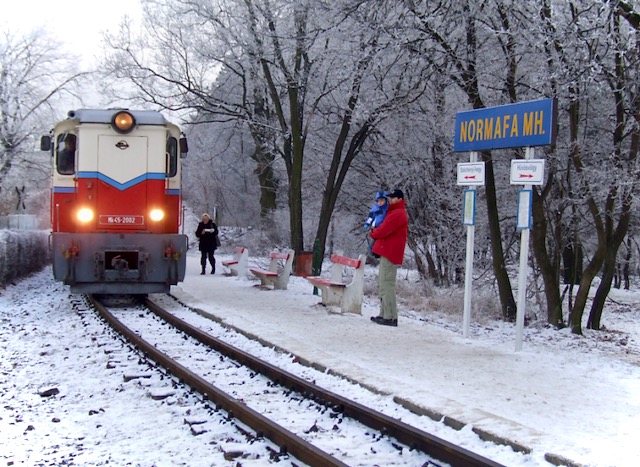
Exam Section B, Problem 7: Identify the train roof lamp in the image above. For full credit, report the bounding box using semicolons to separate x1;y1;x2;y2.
112;111;136;134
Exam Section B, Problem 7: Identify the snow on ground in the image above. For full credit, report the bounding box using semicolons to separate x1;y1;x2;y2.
2;250;640;466
0;274;258;466
175;253;640;467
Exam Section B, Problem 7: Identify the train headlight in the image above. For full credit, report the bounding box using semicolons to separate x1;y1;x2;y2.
149;209;165;222
112;111;136;134
77;208;94;223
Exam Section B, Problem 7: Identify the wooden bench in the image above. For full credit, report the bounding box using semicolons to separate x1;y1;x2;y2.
306;252;366;314
221;247;249;276
249;249;295;290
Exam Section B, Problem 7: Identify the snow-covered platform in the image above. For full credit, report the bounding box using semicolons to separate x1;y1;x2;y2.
171;252;640;467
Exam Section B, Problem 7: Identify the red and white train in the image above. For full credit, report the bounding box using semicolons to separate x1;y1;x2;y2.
42;109;188;294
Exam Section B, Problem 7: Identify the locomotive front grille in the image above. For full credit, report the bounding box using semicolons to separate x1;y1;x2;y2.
104;250;142;281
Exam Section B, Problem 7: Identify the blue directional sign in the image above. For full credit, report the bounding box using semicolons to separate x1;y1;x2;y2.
454;98;557;152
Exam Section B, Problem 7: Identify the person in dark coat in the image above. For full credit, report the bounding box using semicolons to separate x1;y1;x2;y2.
195;213;219;275
369;188;408;327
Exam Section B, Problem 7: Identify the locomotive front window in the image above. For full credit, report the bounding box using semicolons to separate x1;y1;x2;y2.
166;137;178;177
56;133;76;175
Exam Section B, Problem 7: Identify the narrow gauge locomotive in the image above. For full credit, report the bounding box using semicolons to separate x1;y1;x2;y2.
41;109;189;294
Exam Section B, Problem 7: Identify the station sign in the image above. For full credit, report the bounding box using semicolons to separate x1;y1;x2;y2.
454;98;557;152
457;162;485;186
510;159;545;185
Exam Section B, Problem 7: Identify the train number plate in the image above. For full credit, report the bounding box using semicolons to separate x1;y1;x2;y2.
99;215;144;225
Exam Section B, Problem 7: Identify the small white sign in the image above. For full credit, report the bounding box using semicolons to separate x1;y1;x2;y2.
462;189;476;226
516;189;532;229
510;159;545;185
99;215;144;225
457;162;485;186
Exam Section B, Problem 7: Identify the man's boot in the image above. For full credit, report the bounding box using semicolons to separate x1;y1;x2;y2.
201;267;205;275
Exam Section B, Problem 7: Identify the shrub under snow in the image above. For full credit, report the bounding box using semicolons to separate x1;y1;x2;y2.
0;230;50;287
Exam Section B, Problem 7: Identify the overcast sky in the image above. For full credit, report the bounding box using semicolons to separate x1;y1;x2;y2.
2;1;143;111
2;0;141;69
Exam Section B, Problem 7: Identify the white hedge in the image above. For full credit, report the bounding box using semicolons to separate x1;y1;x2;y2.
0;230;50;286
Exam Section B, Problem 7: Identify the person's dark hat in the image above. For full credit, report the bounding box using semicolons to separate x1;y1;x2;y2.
388;188;404;199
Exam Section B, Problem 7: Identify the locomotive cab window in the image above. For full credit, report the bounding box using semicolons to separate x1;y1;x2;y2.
166;137;178;177
56;133;76;175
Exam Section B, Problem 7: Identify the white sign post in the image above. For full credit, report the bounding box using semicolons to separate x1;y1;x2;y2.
457;157;484;338
455;99;556;351
510;149;541;351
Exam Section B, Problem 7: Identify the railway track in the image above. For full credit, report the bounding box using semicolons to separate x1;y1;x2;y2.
87;293;505;466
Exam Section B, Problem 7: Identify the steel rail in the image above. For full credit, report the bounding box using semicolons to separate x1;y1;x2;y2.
88;294;347;467
146;297;505;467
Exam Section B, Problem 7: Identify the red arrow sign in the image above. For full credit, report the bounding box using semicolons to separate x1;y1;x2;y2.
510;159;545;185
458;162;485;185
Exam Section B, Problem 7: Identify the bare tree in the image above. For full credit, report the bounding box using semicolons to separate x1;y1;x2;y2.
0;29;85;186
579;1;640;331
404;0;520;320
101;1;300;243
101;0;428;255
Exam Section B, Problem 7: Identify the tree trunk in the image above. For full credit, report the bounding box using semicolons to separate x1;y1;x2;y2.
248;135;278;217
531;187;564;326
482;151;517;320
623;236;631;290
588;247;617;330
588;164;635;329
288;85;305;251
565;84;609;335
568;242;605;334
313;52;373;258
314;121;370;259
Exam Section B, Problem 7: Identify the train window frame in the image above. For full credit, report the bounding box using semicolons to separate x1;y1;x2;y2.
56;133;76;176
166;136;178;177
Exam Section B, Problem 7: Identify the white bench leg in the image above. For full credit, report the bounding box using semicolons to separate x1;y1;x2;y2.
341;288;362;314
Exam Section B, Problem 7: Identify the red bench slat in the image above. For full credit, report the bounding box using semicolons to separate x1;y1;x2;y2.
329;254;361;269
307;277;347;288
249;268;279;277
270;252;290;260
307;277;331;286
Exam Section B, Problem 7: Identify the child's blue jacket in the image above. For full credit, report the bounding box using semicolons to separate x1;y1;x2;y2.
364;191;389;229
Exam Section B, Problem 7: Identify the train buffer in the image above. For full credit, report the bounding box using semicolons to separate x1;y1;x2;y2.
306;252;365;314
222;246;249;277
249;249;295;290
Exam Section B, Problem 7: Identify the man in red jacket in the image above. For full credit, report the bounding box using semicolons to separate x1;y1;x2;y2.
369;188;408;327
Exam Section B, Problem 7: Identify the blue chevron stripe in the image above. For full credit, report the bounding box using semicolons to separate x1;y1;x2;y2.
53;186;77;193
77;172;166;191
